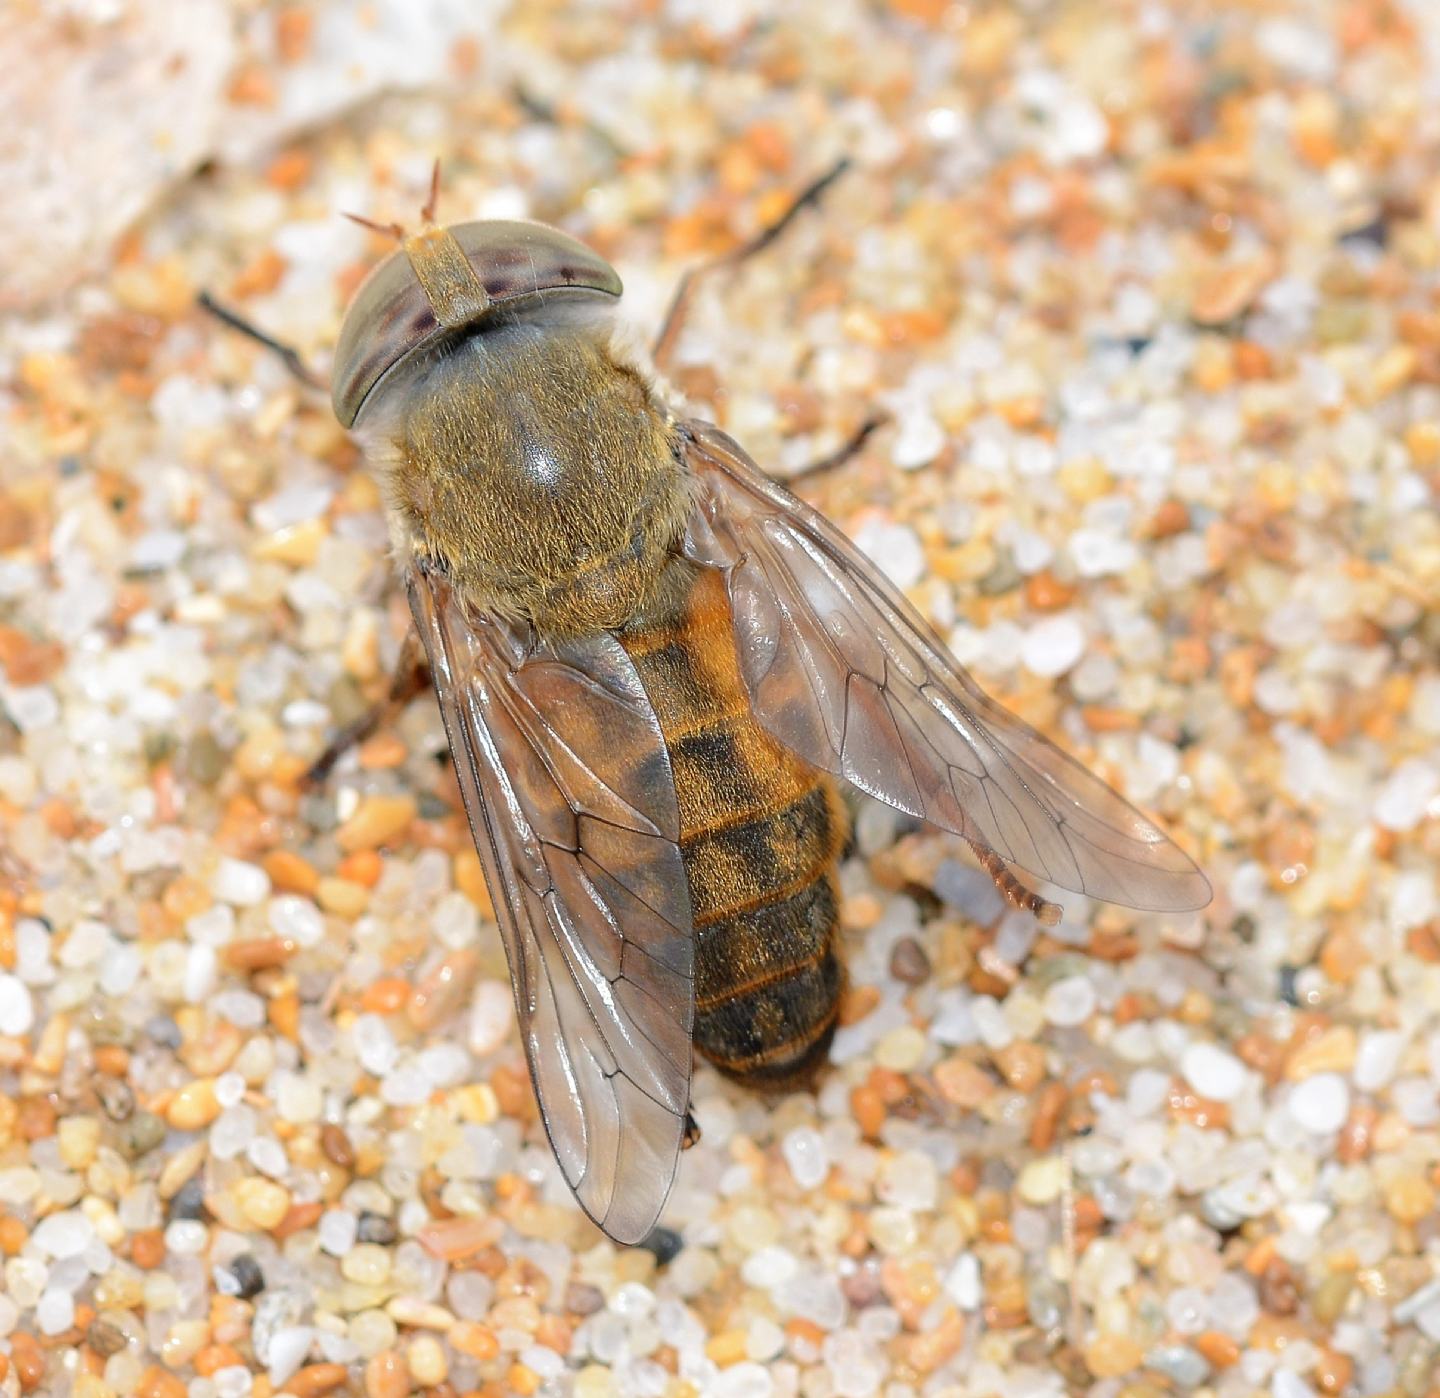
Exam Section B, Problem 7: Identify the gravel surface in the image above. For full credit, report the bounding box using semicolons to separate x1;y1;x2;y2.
3;2;1440;1395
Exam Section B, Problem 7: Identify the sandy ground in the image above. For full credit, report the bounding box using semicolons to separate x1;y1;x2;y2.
3;2;1440;1396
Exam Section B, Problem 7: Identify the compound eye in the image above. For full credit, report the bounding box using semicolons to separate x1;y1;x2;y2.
331;220;622;428
450;221;622;305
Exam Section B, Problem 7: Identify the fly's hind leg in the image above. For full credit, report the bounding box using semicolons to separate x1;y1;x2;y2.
967;841;1063;928
652;156;851;375
307;630;431;784
681;1110;701;1151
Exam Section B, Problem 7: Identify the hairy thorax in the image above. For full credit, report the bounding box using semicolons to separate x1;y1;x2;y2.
376;324;691;636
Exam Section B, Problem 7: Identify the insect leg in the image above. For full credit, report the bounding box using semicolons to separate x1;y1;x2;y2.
652;156;851;375
196;292;327;390
512;84;626;160
966;841;1063;927
307;630;431;784
681;1110;701;1151
788;410;889;484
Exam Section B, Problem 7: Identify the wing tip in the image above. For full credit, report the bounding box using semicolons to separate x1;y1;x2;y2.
600;1207;667;1248
591;1162;679;1247
1168;870;1215;914
1123;862;1214;915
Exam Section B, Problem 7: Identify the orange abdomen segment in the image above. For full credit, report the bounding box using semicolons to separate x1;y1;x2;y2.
621;561;847;1087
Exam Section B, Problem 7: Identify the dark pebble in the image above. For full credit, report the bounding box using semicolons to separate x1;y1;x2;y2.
145;1015;182;1050
975;550;1021;597
356;1211;397;1245
1277;964;1301;1007
228;1253;266;1299
1339;215;1388;249
86;1319;128;1357
144;732;177;766
840;1262;883;1308
168;1178;208;1222
889;936;932;985
1260;1259;1300;1316
564;1282;605;1316
637;1225;683;1265
320;1123;356;1168
97;1077;135;1122
119;1110;166;1159
183;731;227;786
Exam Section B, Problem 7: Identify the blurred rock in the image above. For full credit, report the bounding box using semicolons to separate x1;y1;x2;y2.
0;0;497;311
218;0;498;165
0;0;234;310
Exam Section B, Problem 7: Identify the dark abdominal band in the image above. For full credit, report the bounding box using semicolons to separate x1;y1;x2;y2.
686;777;844;1085
619;563;848;1087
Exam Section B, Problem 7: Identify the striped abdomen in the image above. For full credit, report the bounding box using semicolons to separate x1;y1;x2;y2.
621;561;847;1088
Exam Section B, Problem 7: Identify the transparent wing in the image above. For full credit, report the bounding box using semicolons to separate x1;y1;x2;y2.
408;565;694;1244
680;422;1211;914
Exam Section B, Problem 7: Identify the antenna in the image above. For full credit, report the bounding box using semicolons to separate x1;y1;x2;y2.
420;159;442;227
342;211;406;241
342;160;444;243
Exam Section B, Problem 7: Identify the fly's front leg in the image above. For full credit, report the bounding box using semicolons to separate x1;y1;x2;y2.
196;292;427;784
197;292;326;390
653;159;880;483
788;411;889;484
307;630;431;784
652;157;851;376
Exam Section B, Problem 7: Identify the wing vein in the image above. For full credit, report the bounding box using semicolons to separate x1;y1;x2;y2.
679;422;1211;916
406;567;695;1245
